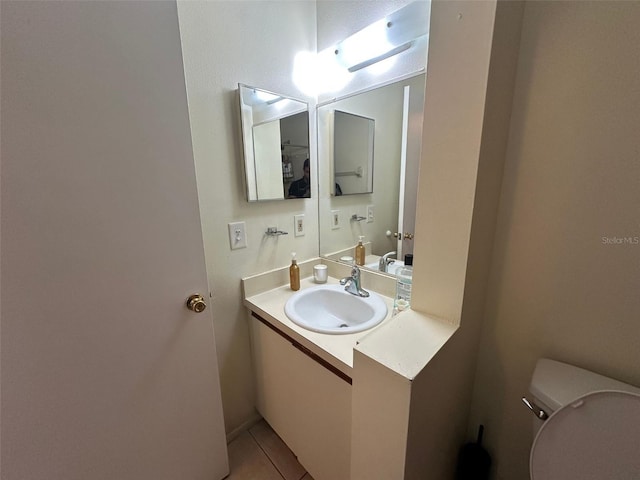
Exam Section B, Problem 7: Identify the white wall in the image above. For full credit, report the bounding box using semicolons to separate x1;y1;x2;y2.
177;1;317;435
468;2;640;478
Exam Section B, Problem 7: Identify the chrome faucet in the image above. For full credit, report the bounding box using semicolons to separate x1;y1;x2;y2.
378;251;397;272
340;265;370;297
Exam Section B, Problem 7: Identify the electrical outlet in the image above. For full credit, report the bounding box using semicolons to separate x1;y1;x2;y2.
367;205;375;223
228;221;247;250
294;214;305;237
331;210;340;230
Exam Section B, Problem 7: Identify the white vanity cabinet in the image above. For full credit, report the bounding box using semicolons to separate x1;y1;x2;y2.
249;313;352;480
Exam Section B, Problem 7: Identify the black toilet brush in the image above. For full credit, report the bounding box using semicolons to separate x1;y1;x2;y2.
455;424;491;480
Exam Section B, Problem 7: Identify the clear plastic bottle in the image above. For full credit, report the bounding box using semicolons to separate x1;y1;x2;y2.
393;254;413;314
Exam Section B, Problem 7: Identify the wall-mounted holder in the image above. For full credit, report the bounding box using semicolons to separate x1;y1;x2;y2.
351;214;366;222
265;227;288;236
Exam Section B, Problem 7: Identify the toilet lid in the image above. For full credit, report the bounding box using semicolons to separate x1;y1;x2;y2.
530;390;640;480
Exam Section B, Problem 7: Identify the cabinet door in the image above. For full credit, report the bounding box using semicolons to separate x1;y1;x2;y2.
250;316;352;480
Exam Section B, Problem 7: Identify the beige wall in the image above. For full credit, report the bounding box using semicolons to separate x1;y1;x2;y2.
177;1;317;435
468;2;640;478
403;1;525;477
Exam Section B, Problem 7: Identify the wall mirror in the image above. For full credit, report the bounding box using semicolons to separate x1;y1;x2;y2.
318;73;426;276
333;111;375;195
238;84;310;201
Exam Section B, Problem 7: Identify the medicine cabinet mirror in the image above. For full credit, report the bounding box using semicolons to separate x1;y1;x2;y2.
318;73;426;275
332;111;375;195
238;84;310;201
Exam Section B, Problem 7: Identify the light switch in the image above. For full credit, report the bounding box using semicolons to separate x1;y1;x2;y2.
294;214;305;237
367;205;375;223
331;210;340;230
228;222;247;250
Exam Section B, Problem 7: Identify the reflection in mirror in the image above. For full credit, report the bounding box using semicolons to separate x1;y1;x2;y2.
238;84;310;201
318;74;426;276
333;111;374;195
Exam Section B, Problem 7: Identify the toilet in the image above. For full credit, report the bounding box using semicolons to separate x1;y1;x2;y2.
524;358;640;480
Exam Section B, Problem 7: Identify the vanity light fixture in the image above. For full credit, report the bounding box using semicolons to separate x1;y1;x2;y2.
347;40;414;73
334;2;429;76
300;1;430;96
266;96;285;105
253;89;280;103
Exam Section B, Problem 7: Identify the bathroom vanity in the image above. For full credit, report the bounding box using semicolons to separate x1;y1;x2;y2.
250;313;352;479
243;259;457;480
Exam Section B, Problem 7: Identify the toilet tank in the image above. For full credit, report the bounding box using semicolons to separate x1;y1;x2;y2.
530;358;640;415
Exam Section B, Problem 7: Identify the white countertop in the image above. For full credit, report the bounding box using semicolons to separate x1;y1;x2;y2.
244;275;395;377
243;259;458;381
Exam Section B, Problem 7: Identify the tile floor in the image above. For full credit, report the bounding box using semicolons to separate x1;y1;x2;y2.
227;419;314;480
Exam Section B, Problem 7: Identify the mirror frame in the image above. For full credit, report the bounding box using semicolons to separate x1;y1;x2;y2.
332;110;375;196
317;72;427;276
238;83;310;202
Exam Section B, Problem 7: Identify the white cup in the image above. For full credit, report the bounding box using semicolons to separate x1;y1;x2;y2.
339;255;354;264
313;264;328;283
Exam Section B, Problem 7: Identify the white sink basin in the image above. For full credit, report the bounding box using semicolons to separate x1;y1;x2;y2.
284;284;388;334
